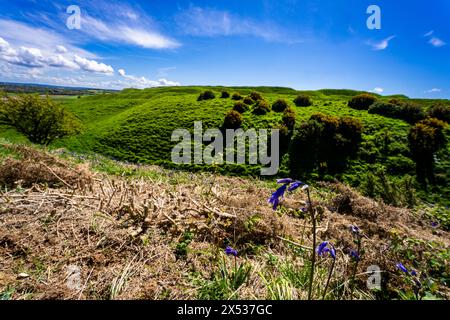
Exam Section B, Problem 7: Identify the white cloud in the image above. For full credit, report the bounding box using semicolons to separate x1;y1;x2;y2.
176;7;297;43
56;45;68;54
424;30;434;37
427;88;441;93
429;37;446;48
372;87;384;94
369;35;396;50
0;36;113;74
74;55;114;74
117;68;180;88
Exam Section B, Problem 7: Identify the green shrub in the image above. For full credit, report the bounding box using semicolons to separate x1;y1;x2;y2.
369;101;403;118
399;103;426;124
0;94;81;145
253;99;271;115
293;94;312;107
348;94;377;110
428;105;450;123
231;93;243;100
232;101;248;113
282;107;296;129
243;97;254;105
198;90;216;101
221;91;230;99
249;91;263;101
272;99;289;112
223;110;243;129
369;101;426;124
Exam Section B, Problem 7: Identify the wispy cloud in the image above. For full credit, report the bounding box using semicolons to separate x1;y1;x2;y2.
426;88;441;93
176;7;299;43
368;35;396;51
424;30;446;47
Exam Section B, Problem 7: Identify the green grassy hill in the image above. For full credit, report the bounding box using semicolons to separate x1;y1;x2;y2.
1;86;449;208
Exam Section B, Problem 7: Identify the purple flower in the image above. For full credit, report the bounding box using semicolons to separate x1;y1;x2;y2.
277;178;293;184
317;241;336;260
410;270;417;277
350;250;360;261
396;263;409;274
268;178;308;210
268;184;288;210
288;181;307;192
225;246;238;257
431;222;439;228
350;225;360;235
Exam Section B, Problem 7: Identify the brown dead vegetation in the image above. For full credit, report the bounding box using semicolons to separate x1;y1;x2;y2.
0;146;448;299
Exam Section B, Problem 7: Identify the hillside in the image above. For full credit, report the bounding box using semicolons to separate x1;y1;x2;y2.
39;86;450;208
0;143;449;300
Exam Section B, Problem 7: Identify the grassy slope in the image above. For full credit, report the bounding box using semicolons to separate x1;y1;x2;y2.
1;86;449;205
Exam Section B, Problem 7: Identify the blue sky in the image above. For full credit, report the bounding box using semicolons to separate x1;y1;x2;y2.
0;0;449;98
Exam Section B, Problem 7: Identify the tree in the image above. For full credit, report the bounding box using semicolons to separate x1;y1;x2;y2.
289;113;363;176
0;94;81;145
408;118;447;185
221;91;230;98
428;105;450;123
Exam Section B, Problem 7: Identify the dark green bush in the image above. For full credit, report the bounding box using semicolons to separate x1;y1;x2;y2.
282;107;296;129
0;94;81;145
232;101;248;113
198;90;216;101
399;103;426;123
243;97;254;105
223;110;243;129
369;101;402;118
289;113;363;176
293;94;313;107
249;91;263;101
428;105;450;123
221;91;230;99
253;99;271;115
348;94;377;110
272;99;289;112
231;93;243;100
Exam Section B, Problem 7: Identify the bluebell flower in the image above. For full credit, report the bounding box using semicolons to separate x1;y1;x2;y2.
349;250;360;261
396;263;409;274
225;246;238;257
277;178;293;184
317;241;336;260
431;222;439;228
410;270;417;276
288;181;308;192
350;225;360;235
268;184;288;210
269;178;308;210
